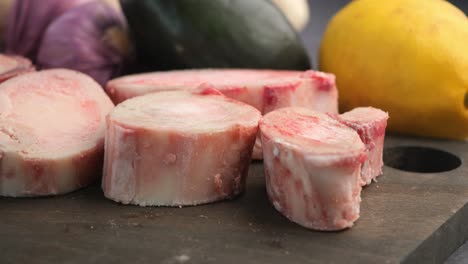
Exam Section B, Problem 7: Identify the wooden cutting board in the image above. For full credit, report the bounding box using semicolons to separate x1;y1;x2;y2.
1;135;467;264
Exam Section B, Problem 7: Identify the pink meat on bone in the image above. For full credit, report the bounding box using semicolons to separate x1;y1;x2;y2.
260;107;367;231
0;54;35;83
334;107;389;186
102;91;261;206
105;69;338;159
0;69;114;197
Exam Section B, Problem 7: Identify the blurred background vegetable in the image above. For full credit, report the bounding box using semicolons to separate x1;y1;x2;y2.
5;0;94;61
37;0;133;86
119;0;311;71
319;0;468;139
272;0;310;31
102;0;120;11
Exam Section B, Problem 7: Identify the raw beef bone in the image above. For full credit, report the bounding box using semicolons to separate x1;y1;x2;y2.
106;69;338;159
260;107;367;231
335;107;389;186
103;91;261;206
0;54;34;83
0;69;114;197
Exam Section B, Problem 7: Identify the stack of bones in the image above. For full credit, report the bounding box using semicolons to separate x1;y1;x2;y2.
0;62;388;231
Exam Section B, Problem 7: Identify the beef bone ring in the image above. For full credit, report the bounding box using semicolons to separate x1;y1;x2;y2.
0;69;114;197
260;107;367;231
102;91;261;206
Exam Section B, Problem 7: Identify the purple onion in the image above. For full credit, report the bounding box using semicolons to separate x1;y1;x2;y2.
37;1;133;86
5;0;92;60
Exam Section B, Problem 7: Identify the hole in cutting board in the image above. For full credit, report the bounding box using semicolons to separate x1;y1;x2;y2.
383;146;461;173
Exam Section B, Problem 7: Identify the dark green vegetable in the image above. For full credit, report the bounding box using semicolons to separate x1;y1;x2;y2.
119;0;311;71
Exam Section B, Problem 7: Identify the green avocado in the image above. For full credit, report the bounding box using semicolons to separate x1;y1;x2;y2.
119;0;311;71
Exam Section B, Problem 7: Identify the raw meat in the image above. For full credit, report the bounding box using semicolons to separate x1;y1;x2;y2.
335;107;389;185
0;54;34;83
260;107;367;231
102;91;261;206
106;69;338;159
0;69;114;197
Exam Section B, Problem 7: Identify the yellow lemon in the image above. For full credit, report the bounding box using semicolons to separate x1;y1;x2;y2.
320;0;468;139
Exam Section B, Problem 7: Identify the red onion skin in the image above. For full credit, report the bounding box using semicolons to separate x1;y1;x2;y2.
37;1;131;86
5;0;92;60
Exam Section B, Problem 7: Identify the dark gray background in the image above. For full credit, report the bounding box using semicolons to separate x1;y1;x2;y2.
301;1;468;263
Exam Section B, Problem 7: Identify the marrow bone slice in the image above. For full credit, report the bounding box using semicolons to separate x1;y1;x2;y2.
260;107;367;231
0;69;114;197
102;91;261;206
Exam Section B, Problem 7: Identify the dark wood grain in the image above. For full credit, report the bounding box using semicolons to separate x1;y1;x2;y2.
0;136;467;264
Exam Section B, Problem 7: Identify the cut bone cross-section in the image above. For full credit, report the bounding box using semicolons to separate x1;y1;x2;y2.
0;69;114;197
102;91;262;206
260;107;367;231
